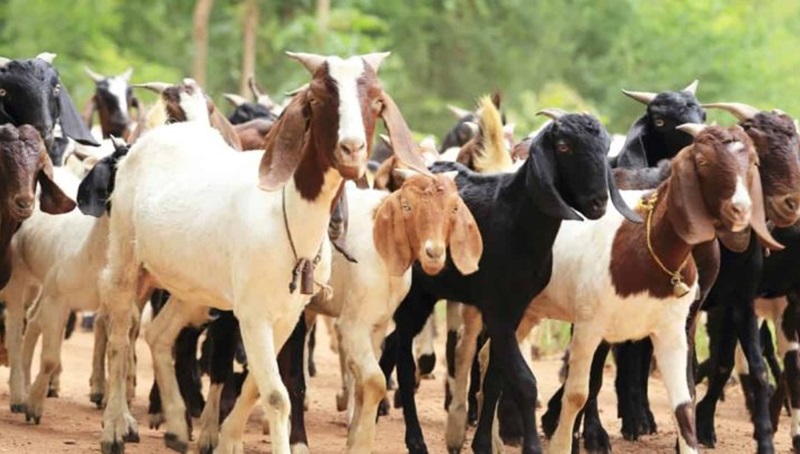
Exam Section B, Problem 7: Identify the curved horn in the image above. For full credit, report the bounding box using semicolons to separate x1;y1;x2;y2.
133;82;172;94
35;52;57;64
284;83;309;97
683;79;699;95
286;51;326;75
702;102;761;122
676;123;707;138
535;108;568;121
223;93;248;107
362;52;391;73
621;89;657;105
84;66;105;82
248;75;263;98
447;104;472;119
0;57;10;68
119;67;133;82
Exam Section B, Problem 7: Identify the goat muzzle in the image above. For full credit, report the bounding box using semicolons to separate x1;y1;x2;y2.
766;193;800;227
334;138;368;180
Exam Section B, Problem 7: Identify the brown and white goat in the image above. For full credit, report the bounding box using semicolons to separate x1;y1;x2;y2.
97;52;427;454
499;124;782;454
0;124;75;412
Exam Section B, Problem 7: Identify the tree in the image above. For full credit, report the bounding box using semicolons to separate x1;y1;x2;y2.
239;0;259;95
192;0;214;87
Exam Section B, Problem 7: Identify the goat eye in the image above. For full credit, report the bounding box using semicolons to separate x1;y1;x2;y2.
556;141;571;153
0;88;5;97
53;84;61;95
654;118;665;128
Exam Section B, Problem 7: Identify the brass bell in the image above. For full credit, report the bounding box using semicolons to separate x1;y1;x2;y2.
671;276;691;298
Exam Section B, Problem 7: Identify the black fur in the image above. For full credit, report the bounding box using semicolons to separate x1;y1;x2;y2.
77;140;129;217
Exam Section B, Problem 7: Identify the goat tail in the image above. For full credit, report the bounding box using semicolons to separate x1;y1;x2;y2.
472;95;512;173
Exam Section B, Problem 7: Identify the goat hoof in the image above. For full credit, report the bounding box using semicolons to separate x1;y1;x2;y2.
10;403;26;414
90;393;105;409
541;408;558;438
308;360;317;377
100;440;125;454
25;410;41;425
467;406;478;427
123;428;139;443
164;433;188;453
47;388;59;398
149;412;164;430
291;443;310;454
377;397;390;417
336;392;348;412
792;436;800;453
406;439;428;454
417;354;436;376
583;425;611;454
695;402;716;447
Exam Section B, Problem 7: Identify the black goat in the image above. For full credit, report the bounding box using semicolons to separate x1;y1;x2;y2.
82;67;139;141
378;109;640;454
0;54;98;164
613;80;705;169
223;76;279;125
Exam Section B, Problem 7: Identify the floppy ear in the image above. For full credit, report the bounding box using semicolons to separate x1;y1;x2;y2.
36;153;76;214
526;136;583;221
57;83;99;146
614;117;649;169
258;90;310;191
748;165;784;251
449;197;482;275
0;248;11;290
379;92;430;175
373;192;413;276
210;107;243;151
607;165;643;223
77;158;114;217
667;150;716;244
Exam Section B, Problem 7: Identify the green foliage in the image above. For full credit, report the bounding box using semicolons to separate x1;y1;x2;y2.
1;0;799;143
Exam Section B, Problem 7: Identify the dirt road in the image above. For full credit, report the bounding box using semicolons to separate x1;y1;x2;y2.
0;320;794;453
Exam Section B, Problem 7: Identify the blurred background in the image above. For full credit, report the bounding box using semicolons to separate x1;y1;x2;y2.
1;0;797;140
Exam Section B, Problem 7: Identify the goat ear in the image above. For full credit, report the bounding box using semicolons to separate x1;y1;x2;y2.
667;150;716;244
607;165;643;223
526;139;583;221
77;157;113;217
748;165;784;251
379;92;429;175
57;83;100;146
449;197;482;275
372;157;395;191
373;192;413;276
210;107;243;150
36;154;76;215
258;90;310;191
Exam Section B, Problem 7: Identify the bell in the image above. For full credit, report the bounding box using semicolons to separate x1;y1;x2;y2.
673;280;691;298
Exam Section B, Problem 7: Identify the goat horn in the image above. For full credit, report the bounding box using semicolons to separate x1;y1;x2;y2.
361;52;391;73
248;75;263;98
676;123;707;137
84;66;105;82
284;83;309;97
35;52;57;64
286;51;326;75
133;82;172;94
379;134;391;146
683;79;699;95
223;93;248;107
621;89;657;105
119;67;133;82
702;102;761;122
447;104;472;119
535;108;568;120
0;57;10;68
257;94;276;109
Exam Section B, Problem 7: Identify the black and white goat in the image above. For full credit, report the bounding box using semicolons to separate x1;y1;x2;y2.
82;67;139;141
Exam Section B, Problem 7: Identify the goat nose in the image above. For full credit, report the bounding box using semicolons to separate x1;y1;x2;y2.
339;138;366;156
14;195;33;211
425;242;445;260
591;195;608;211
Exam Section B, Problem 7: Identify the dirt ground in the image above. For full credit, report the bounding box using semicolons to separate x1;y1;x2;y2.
0;319;796;454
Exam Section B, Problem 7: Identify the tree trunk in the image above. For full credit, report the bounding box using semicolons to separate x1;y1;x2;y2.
192;0;214;88
240;0;259;96
316;0;330;46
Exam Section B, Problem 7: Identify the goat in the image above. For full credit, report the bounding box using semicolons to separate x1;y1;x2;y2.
502;124;780;454
693;104;800;453
223;75;280;125
378;108;640;454
0;123;76;413
0;53;98;164
612;80;705;169
95;52;426;454
82;67;139;141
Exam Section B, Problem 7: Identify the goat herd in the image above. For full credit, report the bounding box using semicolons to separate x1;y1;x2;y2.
0;50;799;454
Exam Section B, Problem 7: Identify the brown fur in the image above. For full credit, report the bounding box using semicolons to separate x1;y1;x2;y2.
610;126;767;298
510;137;532;161
373;173;482;276
234;118;274;150
675;402;699;448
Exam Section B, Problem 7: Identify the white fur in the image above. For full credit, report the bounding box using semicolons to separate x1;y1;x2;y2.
98;121;341;452
178;79;211;126
328;57;367;148
727;141;745;153
731;176;752;222
107;76;130;123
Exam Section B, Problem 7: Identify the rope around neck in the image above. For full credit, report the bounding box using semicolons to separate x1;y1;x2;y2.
639;192;691;296
282;187;328;296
